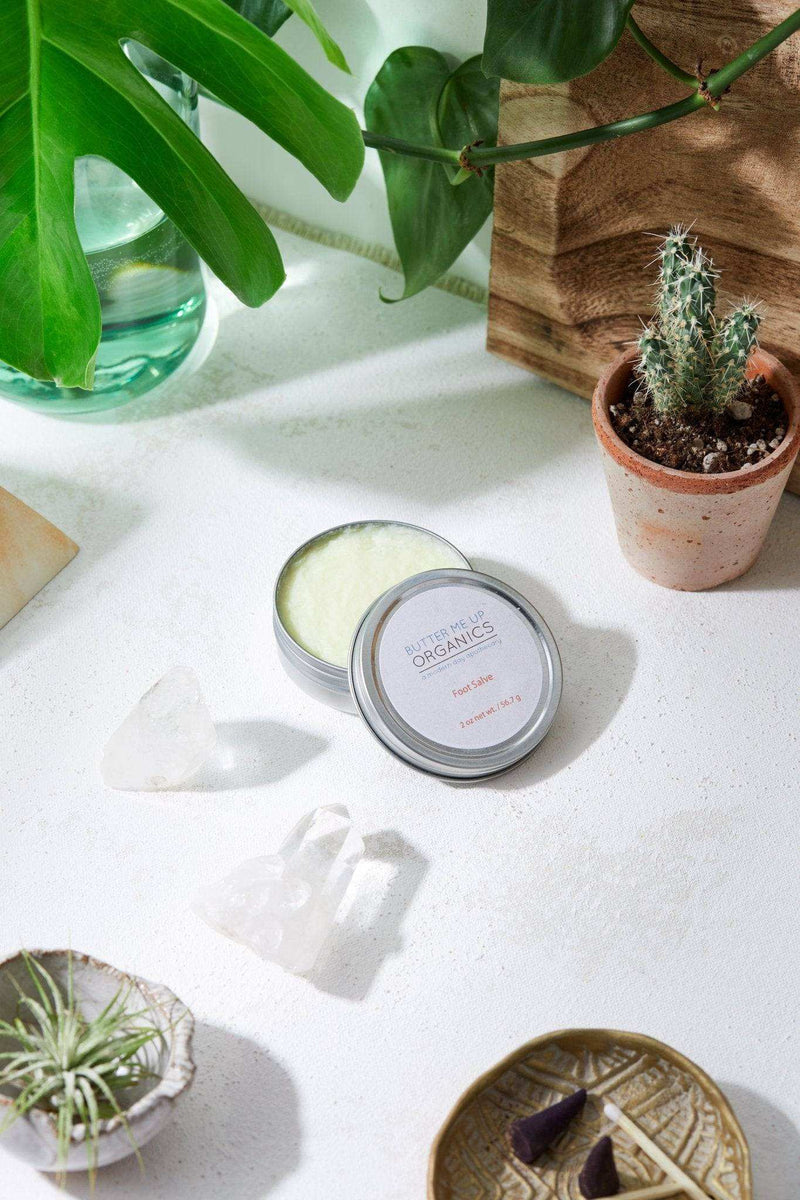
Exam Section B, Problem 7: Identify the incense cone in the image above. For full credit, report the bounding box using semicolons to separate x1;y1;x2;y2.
509;1088;587;1163
579;1135;621;1197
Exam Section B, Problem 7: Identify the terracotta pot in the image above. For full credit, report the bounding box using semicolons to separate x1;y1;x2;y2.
592;347;800;590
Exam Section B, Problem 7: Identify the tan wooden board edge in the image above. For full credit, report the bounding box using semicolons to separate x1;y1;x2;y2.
0;487;78;630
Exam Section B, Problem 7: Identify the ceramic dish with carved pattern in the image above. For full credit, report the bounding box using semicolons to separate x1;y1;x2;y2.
428;1028;751;1200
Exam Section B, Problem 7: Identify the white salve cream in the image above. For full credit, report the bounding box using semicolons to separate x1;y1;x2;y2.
277;523;466;667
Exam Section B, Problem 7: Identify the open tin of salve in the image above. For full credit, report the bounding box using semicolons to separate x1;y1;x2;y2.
273;520;562;781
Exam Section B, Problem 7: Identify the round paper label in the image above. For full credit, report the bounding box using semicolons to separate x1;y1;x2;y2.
376;583;545;750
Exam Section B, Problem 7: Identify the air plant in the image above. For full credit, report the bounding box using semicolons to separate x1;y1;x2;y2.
0;952;164;1185
637;227;761;416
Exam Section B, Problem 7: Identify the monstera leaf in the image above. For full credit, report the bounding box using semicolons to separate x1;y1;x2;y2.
0;0;363;387
225;0;350;72
224;0;293;38
483;0;636;83
366;49;498;302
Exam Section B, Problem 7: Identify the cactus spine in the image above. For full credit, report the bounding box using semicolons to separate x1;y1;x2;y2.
637;228;760;416
667;251;716;408
657;226;696;329
638;325;677;414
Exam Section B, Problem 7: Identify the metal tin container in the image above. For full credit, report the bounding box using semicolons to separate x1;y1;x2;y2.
273;521;471;714
350;569;562;780
273;522;562;781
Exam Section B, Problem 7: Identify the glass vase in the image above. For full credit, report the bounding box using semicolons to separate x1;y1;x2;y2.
0;46;207;416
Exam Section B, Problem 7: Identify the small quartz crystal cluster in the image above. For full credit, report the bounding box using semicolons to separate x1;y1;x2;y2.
193;805;364;974
101;666;216;790
101;671;365;977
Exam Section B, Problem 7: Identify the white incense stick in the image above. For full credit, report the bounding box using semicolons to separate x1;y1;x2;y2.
604;1102;711;1200
616;1185;684;1200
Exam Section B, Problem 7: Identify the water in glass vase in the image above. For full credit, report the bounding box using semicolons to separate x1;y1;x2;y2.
0;50;206;415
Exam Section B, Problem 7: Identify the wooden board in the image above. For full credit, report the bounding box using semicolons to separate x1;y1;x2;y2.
487;0;800;494
0;487;78;630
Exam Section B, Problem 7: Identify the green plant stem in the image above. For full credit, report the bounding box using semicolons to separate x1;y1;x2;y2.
362;7;800;171
362;130;460;165
468;93;703;167
703;4;800;94
470;6;800;167
625;14;698;87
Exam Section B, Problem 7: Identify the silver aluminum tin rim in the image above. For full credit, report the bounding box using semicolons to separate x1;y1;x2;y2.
349;569;562;781
273;521;471;707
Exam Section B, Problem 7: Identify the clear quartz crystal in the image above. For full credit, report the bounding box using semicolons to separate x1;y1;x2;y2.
101;666;216;790
193;805;364;974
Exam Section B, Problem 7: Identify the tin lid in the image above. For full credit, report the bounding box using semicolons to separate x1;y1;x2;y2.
349;569;562;781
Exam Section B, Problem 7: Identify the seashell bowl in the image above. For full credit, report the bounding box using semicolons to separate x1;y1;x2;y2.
0;949;195;1173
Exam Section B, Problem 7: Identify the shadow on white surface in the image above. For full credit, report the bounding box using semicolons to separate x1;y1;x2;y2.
54;1023;300;1200
474;560;637;791
308;830;429;1002
214;377;589;505
89;250;483;423
719;1082;800;1196
188;719;328;790
722;494;800;591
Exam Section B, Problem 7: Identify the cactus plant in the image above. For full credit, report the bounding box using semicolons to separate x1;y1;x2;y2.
637;326;675;415
637;229;761;416
711;303;762;412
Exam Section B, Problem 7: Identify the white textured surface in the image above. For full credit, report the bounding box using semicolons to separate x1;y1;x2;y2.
1;231;798;1198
